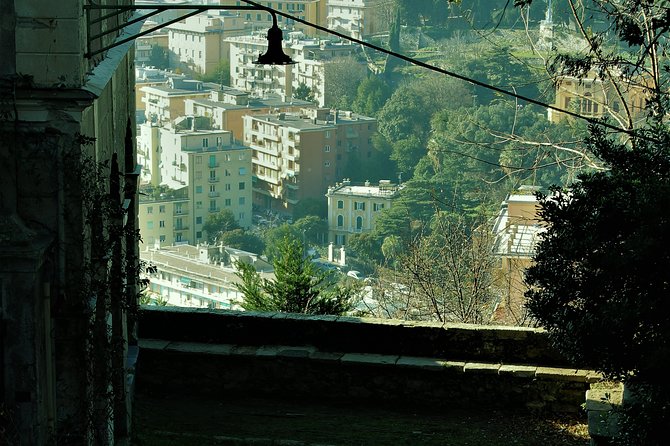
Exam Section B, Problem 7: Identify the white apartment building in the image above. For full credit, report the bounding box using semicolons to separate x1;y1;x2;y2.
226;31;360;106
140;244;274;309
326;179;401;245
327;0;388;39
167;11;246;75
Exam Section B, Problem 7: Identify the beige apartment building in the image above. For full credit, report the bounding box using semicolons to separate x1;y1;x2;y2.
167;12;246;75
220;0;327;36
185;87;315;141
243;108;376;213
327;0;388;39
139;191;192;247
226;31;360;106
549;71;649;126
141;77;213;123
138;120;253;246
490;189;544;325
326;179;401;246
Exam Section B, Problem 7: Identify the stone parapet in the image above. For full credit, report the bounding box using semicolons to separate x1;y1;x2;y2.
138;307;581;367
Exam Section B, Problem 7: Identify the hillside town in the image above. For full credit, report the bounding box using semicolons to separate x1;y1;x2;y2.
2;0;668;444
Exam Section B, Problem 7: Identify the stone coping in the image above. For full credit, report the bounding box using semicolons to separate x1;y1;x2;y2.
139;339;602;383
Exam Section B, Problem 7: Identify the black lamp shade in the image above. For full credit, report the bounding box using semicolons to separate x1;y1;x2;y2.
255;22;295;65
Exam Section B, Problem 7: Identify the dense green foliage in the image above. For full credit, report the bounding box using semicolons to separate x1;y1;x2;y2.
202;209;240;243
235;237;354;315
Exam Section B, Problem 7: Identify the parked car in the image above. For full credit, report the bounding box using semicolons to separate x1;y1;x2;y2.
347;270;365;280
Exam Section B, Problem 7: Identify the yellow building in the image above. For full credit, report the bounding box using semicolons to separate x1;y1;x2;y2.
549;71;649;126
141;78;212;123
139;192;191;247
326;180;401;246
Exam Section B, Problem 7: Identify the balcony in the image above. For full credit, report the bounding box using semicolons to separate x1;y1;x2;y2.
208;177;219;183
134;308;595;444
208;192;220;198
208;207;220;213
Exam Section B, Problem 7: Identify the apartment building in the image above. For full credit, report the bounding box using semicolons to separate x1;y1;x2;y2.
185;86;315;141
227;31;360;106
141;77;213;123
140;244;274;309
167;11;246;75
139;190;191;247
327;0;388;39
243;108;376;213
326;179;401;246
549;70;649;125
490;189;544;325
135;66;186;118
138;120;253;245
220;0;327;36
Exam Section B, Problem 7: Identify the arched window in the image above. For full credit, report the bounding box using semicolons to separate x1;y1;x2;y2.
356;216;363;230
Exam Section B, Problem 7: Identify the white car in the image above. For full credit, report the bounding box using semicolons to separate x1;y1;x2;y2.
346;270;364;280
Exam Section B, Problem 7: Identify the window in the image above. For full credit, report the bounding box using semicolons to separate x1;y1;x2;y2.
209;184;216;192
195;170;202;179
159;235;166;242
196;216;202;224
196;200;203;209
209;154;217;168
225;198;231;206
210;170;216;179
159;205;166;213
239;167;247;175
146;221;154;229
225;169;231;176
324;161;331;167
337;200;344;209
196;231;203;239
209;200;217;210
354;202;365;211
239;212;245;221
202;138;209;147
239;182;245;190
325;130;331;138
175;204;183;214
239;197;246;205
337;215;343;227
356;216;363;230
176;234;182;242
147;206;153;214
195;156;202;164
225;183;231;191
373;203;385;211
159;220;165;228
324;145;331;152
335;234;345;245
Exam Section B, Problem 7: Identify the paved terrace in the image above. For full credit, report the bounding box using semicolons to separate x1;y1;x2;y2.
133;307;598;445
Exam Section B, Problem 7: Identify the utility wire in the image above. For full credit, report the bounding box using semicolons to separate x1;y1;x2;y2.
239;0;653;142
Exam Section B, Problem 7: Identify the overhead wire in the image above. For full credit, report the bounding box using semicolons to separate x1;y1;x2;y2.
239;0;654;142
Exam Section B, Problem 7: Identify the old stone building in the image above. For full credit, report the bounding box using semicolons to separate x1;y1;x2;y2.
1;0;138;443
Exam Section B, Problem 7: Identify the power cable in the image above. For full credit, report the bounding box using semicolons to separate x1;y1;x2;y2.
239;0;655;142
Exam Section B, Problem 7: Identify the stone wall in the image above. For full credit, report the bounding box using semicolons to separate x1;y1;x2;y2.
137;307;600;413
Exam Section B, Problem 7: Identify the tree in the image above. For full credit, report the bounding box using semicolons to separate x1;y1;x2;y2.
202;209;240;243
148;45;168;69
351;77;392;117
219;229;265;254
235;237;354;315
293;82;315;102
292;197;327;220
197;59;230;86
324;56;368;109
